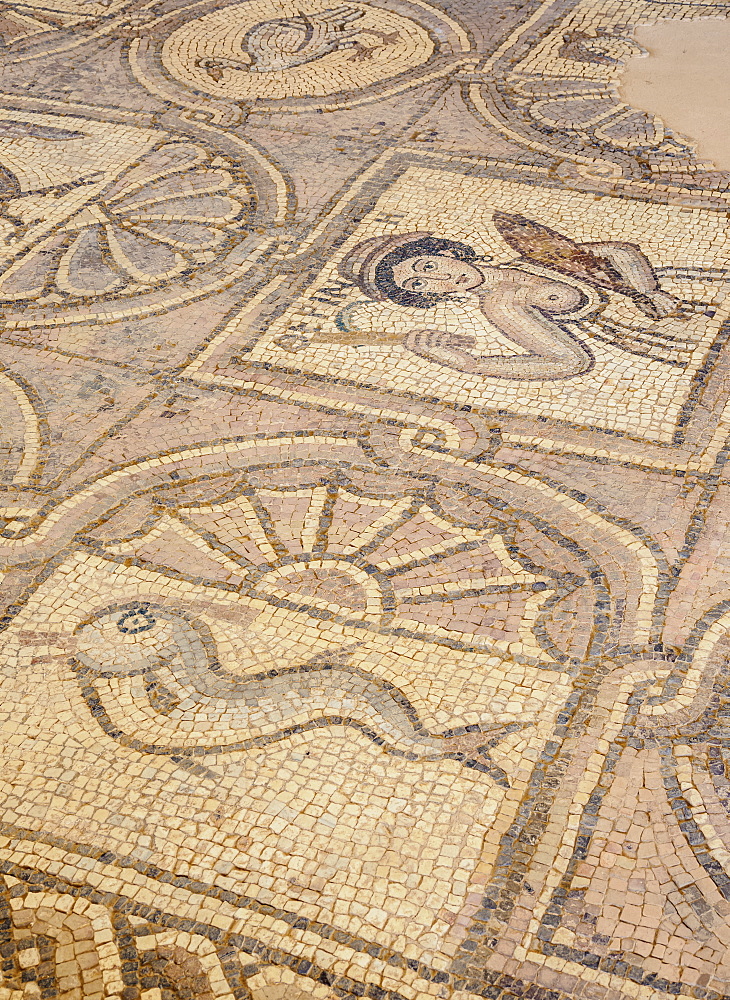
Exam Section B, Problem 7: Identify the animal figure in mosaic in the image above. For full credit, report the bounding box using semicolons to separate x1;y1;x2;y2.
197;5;367;79
72;602;517;785
334;214;684;378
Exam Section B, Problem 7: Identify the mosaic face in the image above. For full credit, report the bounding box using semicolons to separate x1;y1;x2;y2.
2;0;730;997
390;253;486;295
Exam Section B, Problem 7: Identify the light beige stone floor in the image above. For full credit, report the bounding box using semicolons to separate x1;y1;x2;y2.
0;2;730;999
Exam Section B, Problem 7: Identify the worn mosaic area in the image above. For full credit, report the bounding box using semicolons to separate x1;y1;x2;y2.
1;1;730;999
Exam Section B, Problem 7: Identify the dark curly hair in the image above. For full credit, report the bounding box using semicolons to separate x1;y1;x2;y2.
373;236;480;308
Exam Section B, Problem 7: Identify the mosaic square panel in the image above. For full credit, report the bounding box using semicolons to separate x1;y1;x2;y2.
208;168;729;443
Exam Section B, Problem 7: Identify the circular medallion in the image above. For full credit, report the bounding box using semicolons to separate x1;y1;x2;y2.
160;1;435;102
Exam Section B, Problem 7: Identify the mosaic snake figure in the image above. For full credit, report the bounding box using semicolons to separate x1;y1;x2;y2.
72;603;517;785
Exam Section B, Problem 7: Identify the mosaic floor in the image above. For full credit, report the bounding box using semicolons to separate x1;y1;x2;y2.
1;2;730;999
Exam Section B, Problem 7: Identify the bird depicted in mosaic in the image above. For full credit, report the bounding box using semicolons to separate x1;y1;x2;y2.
243;5;365;71
72;602;520;786
197;5;369;80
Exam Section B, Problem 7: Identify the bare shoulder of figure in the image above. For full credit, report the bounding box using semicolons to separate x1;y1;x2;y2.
478;265;553;288
476;265;586;314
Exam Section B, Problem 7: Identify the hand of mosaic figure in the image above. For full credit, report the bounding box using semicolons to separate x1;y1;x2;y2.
71;603;519;786
402;297;594;380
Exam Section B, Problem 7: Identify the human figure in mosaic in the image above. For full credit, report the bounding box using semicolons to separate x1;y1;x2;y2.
338;212;682;379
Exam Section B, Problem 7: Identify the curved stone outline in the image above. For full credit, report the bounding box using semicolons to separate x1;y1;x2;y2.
0;366;47;486
91;468;574;662
0;885;127;998
478;610;730;998
465;0;730;178
0;113;290;330
0;432;663;659
124;0;474;116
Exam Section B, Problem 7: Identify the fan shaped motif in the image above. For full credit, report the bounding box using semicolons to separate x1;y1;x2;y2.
0;140;254;302
105;480;567;660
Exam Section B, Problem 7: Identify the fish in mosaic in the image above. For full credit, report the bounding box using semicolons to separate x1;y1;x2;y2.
72;601;519;785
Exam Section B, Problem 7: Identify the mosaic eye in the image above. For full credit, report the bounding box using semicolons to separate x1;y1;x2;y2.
74;603;184;675
116;607;157;634
422;261;436;271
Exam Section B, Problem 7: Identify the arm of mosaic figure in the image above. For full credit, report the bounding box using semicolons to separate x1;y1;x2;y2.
402;292;593;379
403;316;593;380
582;240;680;317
